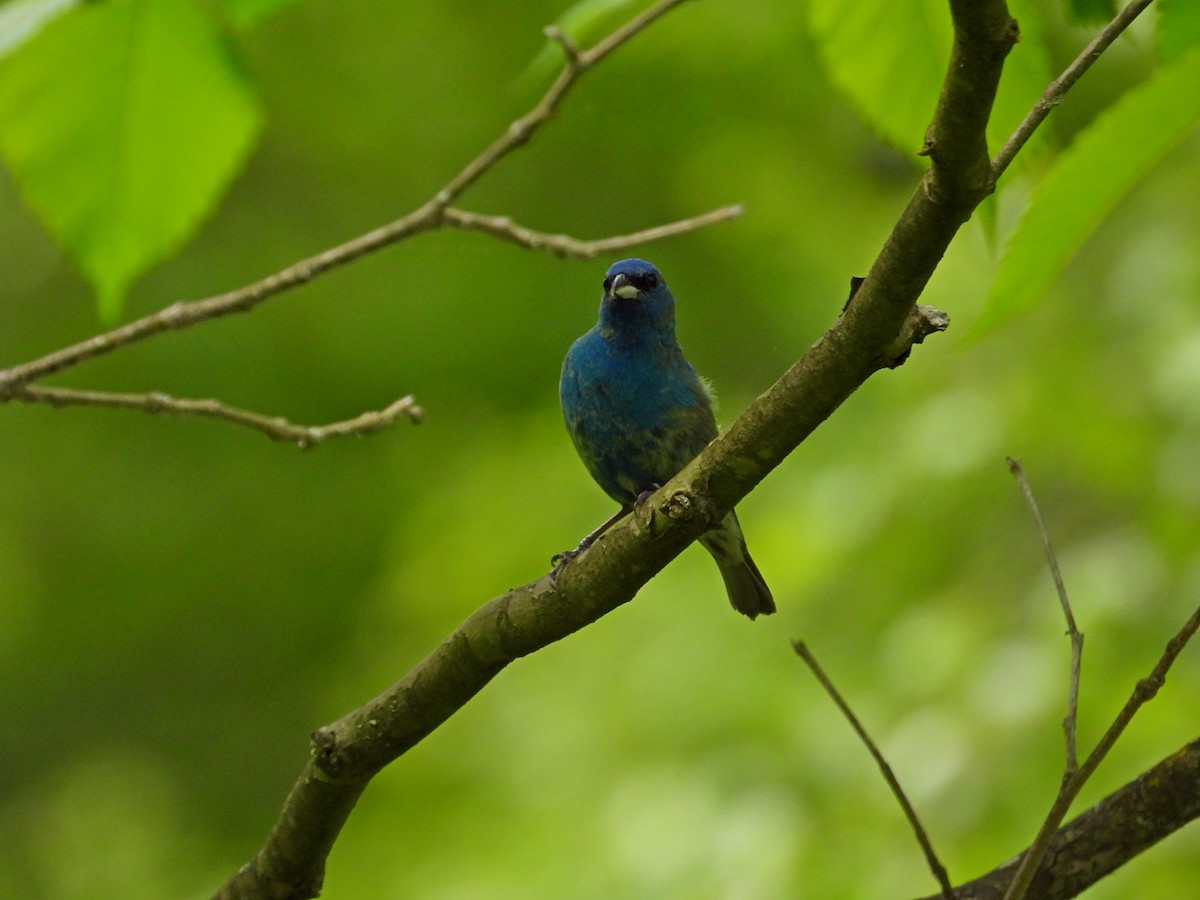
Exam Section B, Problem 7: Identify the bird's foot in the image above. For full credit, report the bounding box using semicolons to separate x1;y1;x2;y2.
550;547;580;569
549;502;637;582
633;483;662;510
550;535;595;571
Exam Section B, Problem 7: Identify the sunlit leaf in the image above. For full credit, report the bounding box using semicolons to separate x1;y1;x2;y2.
807;0;949;153
0;0;262;320
971;46;1200;340
807;0;1050;160
215;0;296;30
1158;0;1200;63
0;0;80;60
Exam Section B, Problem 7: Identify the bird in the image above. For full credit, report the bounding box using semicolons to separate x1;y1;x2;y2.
558;258;775;619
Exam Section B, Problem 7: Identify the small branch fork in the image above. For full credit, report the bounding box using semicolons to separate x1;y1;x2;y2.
998;460;1200;900
804;458;1199;900
0;0;734;449
990;0;1157;181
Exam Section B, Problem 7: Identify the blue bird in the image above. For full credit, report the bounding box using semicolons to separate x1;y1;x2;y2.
558;258;775;619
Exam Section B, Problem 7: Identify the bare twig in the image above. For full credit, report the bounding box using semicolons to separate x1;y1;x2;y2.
13;385;423;448
1007;457;1084;775
793;641;955;900
990;0;1156;181
0;205;444;394
1001;601;1200;900
543;25;583;68
442;204;744;258
0;0;733;448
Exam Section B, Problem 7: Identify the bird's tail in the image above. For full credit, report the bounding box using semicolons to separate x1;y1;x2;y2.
699;512;776;620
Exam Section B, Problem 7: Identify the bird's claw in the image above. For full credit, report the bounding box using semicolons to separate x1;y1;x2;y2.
633;483;662;510
550;536;594;576
550;547;581;569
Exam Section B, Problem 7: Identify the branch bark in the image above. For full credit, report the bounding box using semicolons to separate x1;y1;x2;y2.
914;737;1200;900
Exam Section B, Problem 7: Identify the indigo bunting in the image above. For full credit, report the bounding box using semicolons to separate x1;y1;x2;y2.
559;258;775;619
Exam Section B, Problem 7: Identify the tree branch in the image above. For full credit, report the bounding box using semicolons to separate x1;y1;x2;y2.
11;385;424;448
991;0;1157;181
0;0;735;447
441;204;744;259
432;0;693;205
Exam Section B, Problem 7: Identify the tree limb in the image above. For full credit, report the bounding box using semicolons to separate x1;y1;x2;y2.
441;204;745;259
991;0;1157;181
10;385;424;448
0;0;735;446
913;736;1200;900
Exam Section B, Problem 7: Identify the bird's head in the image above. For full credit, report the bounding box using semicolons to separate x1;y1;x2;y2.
599;258;675;338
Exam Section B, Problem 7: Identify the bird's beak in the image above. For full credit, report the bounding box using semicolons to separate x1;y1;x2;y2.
610;273;640;300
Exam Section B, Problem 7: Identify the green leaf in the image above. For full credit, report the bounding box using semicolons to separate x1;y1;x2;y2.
0;0;81;61
807;0;1050;159
808;0;950;153
970;45;1200;340
0;0;261;320
215;0;297;31
1064;0;1116;25
1158;0;1200;63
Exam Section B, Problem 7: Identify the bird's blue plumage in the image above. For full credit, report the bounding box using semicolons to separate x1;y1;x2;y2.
559;259;775;619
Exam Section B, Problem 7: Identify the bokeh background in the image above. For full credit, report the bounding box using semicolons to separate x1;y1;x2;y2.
1;1;1198;898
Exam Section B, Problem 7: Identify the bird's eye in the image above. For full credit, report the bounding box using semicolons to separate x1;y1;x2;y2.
602;276;613;292
642;273;659;289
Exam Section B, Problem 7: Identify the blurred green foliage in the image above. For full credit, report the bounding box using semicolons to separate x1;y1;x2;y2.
0;1;1198;898
976;43;1200;340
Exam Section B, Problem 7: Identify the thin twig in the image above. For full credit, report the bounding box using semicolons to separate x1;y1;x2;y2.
1007;457;1083;775
0;202;736;401
793;641;955;900
1001;601;1200;900
442;204;744;258
14;385;423;449
433;0;691;205
0;205;443;395
990;0;1156;181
